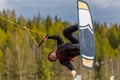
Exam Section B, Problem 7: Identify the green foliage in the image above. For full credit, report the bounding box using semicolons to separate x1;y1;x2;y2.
108;24;120;49
0;50;3;65
18;15;27;26
0;28;7;48
0;9;120;80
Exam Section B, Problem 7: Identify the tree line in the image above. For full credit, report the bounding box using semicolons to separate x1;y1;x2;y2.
0;9;120;80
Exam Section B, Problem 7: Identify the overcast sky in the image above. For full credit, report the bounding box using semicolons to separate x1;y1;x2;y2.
0;0;120;24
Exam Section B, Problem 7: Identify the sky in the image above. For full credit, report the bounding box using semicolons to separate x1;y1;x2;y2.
0;0;120;25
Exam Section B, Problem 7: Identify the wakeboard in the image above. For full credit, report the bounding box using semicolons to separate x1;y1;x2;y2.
77;0;95;69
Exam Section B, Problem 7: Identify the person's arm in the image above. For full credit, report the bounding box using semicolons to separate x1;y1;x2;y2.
59;60;77;77
48;35;64;45
59;60;75;70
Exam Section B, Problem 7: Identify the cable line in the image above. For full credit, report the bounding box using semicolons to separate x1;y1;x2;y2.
0;16;47;46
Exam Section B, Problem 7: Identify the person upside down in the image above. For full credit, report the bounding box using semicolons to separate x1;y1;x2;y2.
43;25;80;77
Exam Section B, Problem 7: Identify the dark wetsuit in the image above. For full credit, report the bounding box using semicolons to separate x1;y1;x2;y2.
48;25;80;71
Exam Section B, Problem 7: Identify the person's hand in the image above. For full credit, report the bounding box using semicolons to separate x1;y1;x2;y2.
71;70;77;78
43;34;48;41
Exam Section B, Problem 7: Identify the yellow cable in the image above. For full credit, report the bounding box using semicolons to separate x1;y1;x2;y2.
0;16;46;35
25;28;39;46
0;16;46;46
0;16;21;27
27;28;46;35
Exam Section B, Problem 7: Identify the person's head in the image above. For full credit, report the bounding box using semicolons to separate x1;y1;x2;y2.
48;51;57;62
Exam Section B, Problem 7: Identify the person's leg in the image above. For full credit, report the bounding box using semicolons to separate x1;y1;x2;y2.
63;25;79;44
